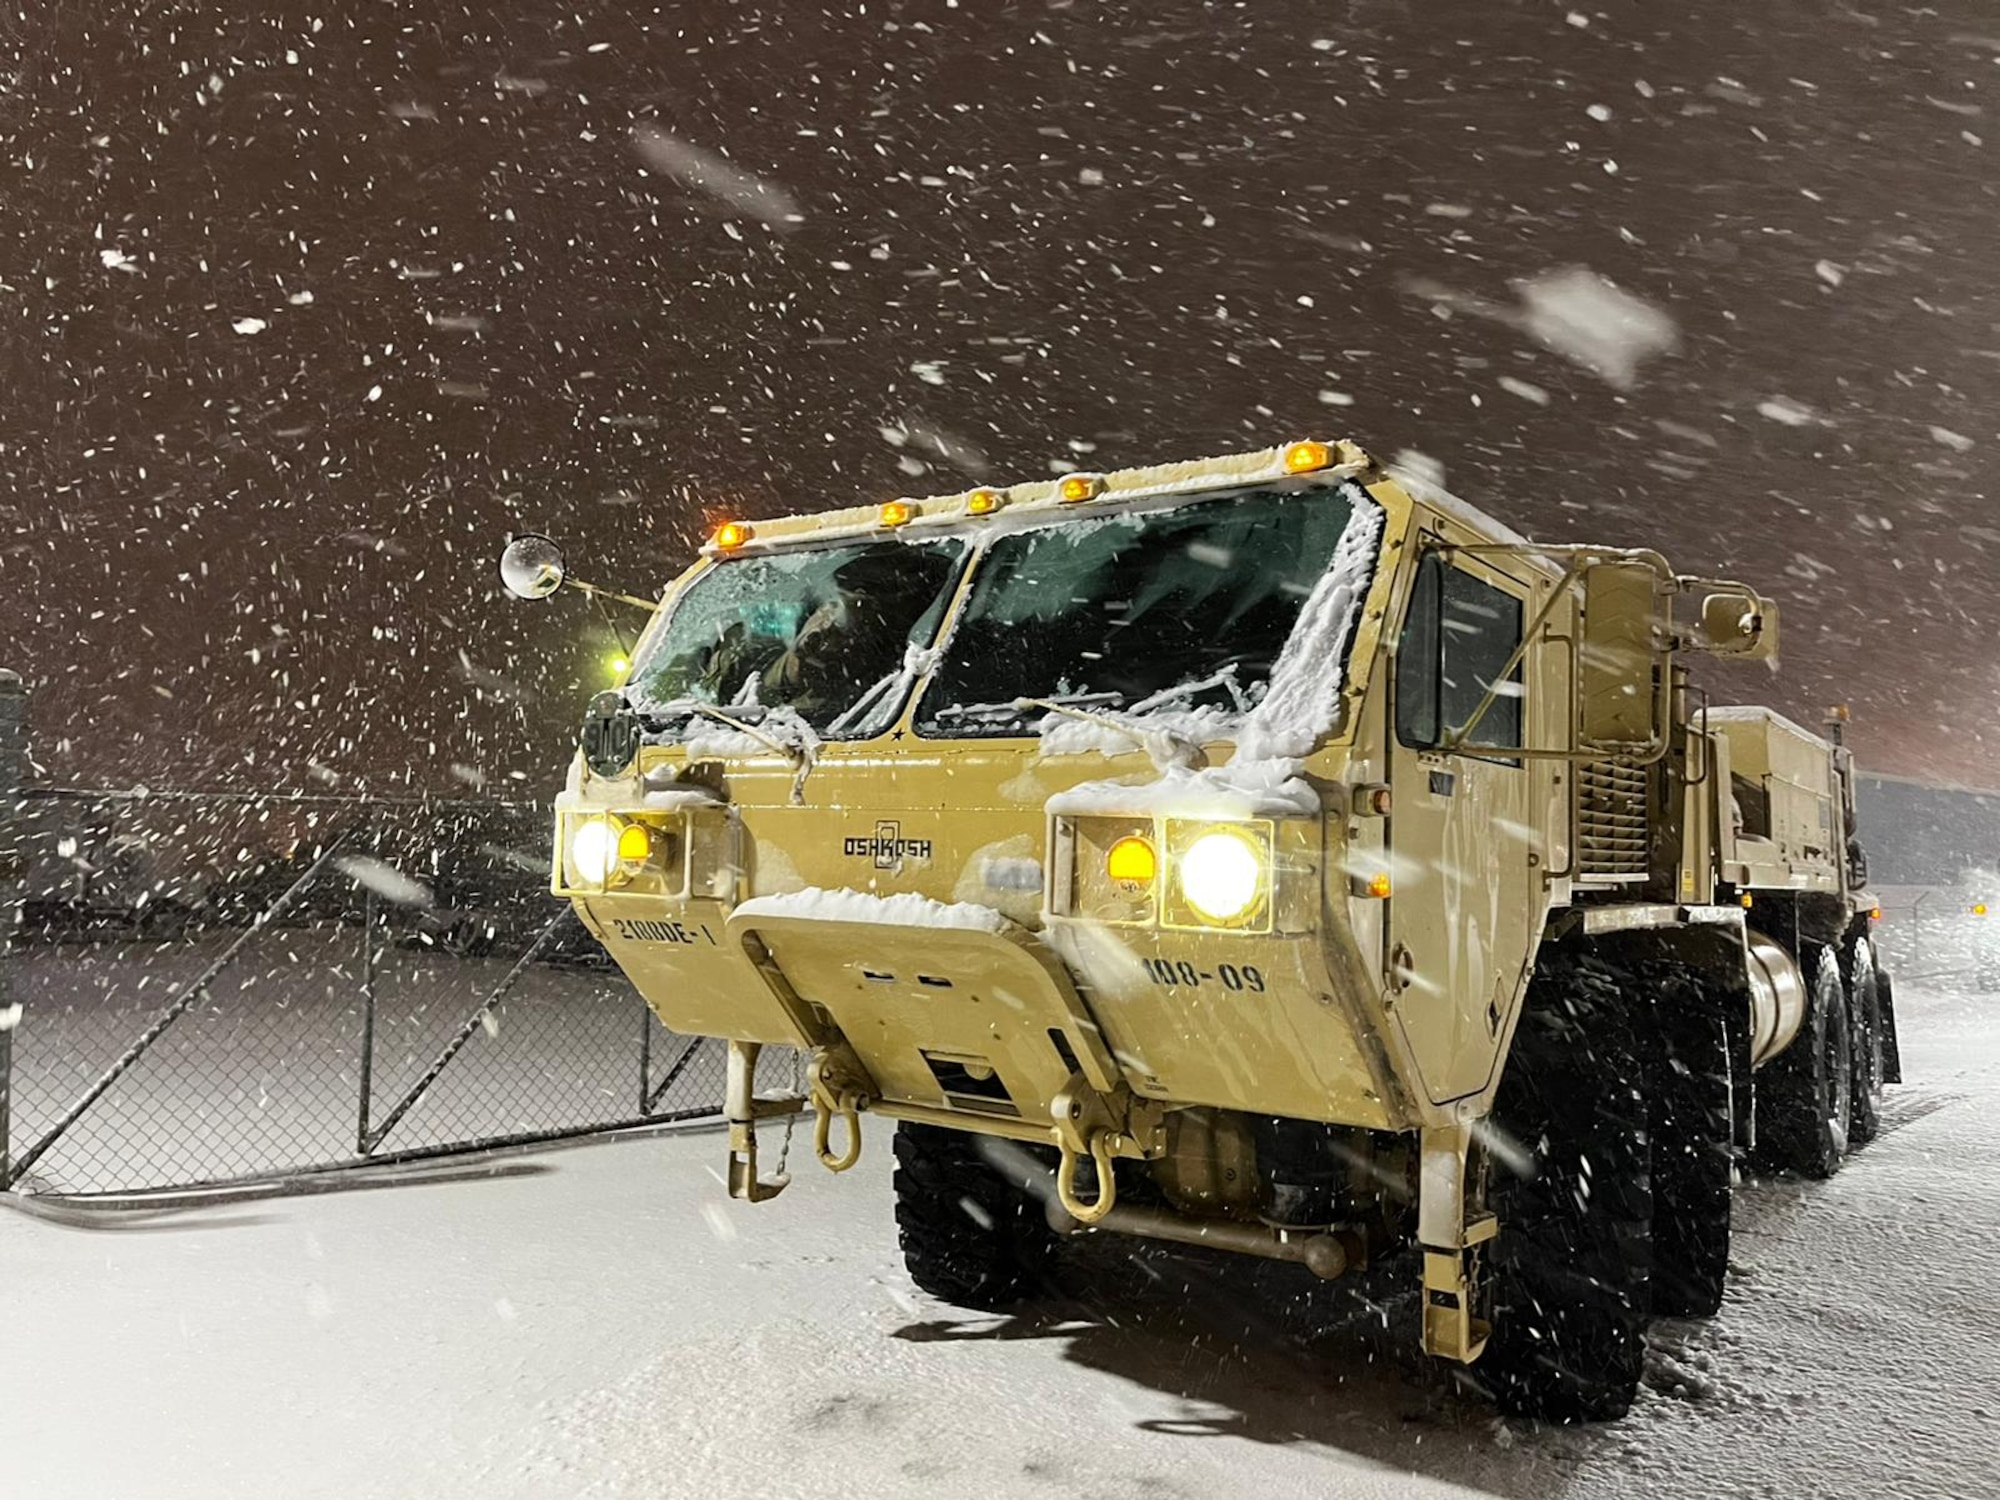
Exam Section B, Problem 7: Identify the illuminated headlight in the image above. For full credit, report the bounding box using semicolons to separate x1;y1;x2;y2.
568;815;622;888
1173;827;1268;927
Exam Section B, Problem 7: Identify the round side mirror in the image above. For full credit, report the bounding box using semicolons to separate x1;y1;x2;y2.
499;534;566;601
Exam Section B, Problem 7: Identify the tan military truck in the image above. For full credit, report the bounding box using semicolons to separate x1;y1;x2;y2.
502;439;1895;1421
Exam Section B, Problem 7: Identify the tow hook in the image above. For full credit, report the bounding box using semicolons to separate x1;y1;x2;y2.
1054;1131;1120;1223
813;1088;864;1173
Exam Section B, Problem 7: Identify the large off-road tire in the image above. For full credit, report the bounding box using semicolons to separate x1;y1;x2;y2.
893;1123;1051;1310
1842;937;1885;1147
1478;951;1652;1423
1641;963;1734;1319
1754;944;1851;1179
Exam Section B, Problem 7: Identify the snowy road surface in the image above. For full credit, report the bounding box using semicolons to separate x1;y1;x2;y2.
5;980;1997;1499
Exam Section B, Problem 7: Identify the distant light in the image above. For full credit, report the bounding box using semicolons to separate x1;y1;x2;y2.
1975;902;1990;917
1058;474;1103;503
879;499;917;528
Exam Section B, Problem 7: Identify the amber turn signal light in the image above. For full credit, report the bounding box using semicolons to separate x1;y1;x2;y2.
1105;835;1158;885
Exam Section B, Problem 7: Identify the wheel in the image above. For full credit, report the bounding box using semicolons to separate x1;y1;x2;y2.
1478;951;1652;1423
1842;937;1884;1147
1754;944;1851;1179
892;1123;1052;1310
1640;963;1733;1318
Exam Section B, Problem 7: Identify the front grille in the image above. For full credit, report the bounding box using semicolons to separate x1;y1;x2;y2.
1578;758;1649;880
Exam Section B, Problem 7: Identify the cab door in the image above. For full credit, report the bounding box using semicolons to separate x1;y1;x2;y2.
1386;546;1545;1103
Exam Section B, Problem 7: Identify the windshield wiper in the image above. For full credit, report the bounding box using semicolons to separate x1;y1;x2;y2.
1012;696;1207;771
932;691;1123;725
647;699;819;805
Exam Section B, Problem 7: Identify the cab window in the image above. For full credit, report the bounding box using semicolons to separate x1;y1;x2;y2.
1395;552;1525;752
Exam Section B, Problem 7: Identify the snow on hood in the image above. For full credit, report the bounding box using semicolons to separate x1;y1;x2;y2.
733;887;1013;933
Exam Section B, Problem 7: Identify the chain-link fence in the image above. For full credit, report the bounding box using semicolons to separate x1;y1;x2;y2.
0;724;741;1197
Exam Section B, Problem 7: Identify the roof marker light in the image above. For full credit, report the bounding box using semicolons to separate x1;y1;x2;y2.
713;521;753;550
1058;474;1103;503
966;488;1005;516
879;499;917;528
1284;440;1333;474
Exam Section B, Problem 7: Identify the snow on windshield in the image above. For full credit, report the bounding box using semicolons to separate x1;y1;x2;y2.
916;483;1383;753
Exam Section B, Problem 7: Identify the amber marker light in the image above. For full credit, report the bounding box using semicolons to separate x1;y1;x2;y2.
1975;902;1990;917
1106;835;1158;885
1058;474;1103;503
1870;905;1883;923
965;489;1005;516
1363;871;1392;899
617;823;653;862
879;499;917;528
713;521;753;550
1284;440;1333;473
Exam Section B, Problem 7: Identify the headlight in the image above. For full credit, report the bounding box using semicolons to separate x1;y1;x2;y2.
1175;828;1267;926
568;815;621;887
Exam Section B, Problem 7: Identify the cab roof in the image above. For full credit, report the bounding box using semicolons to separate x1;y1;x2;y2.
698;439;1386;558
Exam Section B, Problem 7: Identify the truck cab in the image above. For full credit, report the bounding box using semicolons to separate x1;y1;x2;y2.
521;438;1891;1421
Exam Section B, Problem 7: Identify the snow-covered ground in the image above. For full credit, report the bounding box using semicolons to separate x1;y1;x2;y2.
4;979;1995;1499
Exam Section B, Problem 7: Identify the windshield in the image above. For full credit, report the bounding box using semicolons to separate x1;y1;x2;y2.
916;483;1378;741
627;537;967;740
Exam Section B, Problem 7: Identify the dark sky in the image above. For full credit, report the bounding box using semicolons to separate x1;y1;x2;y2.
5;0;1996;795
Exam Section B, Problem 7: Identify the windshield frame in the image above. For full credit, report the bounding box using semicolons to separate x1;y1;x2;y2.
617;472;1406;759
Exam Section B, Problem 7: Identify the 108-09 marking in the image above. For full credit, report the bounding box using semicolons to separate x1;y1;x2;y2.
1141;957;1267;993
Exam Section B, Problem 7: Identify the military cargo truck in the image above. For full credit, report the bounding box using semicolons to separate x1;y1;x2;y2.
505;439;1894;1421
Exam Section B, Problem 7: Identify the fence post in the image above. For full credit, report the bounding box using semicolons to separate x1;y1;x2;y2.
356;885;378;1155
0;670;26;1183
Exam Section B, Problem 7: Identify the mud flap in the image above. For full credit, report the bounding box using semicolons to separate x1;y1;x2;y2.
1879;969;1902;1085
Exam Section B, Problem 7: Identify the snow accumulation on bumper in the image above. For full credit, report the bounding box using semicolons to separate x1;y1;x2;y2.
731;887;1014;933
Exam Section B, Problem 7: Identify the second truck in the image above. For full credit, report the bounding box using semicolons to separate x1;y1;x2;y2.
507;437;1897;1422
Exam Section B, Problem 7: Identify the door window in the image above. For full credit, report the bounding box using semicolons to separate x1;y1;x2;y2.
1395;552;1525;752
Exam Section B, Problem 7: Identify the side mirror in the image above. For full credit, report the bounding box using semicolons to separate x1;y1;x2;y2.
499;534;566;601
1578;559;1668;751
1696;590;1779;661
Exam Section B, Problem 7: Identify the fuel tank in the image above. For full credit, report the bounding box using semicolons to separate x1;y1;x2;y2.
1744;925;1808;1067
